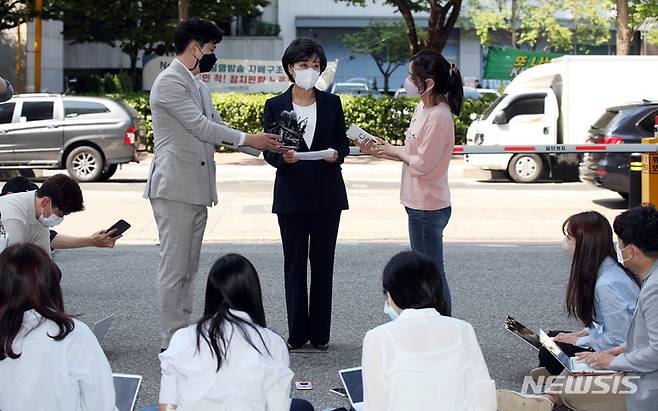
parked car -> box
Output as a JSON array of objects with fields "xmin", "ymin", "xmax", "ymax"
[
  {"xmin": 0, "ymin": 93, "xmax": 147, "ymax": 182},
  {"xmin": 579, "ymin": 101, "xmax": 658, "ymax": 198},
  {"xmin": 331, "ymin": 82, "xmax": 369, "ymax": 95}
]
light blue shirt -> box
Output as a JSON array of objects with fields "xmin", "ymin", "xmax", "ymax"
[{"xmin": 576, "ymin": 256, "xmax": 640, "ymax": 351}]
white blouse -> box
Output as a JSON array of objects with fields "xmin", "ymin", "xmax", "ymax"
[
  {"xmin": 292, "ymin": 102, "xmax": 317, "ymax": 149},
  {"xmin": 0, "ymin": 310, "xmax": 117, "ymax": 411},
  {"xmin": 362, "ymin": 308, "xmax": 496, "ymax": 411},
  {"xmin": 159, "ymin": 310, "xmax": 294, "ymax": 411}
]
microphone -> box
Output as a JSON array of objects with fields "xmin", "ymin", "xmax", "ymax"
[{"xmin": 277, "ymin": 109, "xmax": 306, "ymax": 149}]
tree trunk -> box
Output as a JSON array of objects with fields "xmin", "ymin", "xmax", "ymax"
[
  {"xmin": 383, "ymin": 73, "xmax": 390, "ymax": 93},
  {"xmin": 511, "ymin": 0, "xmax": 518, "ymax": 48},
  {"xmin": 616, "ymin": 0, "xmax": 632, "ymax": 55},
  {"xmin": 178, "ymin": 0, "xmax": 190, "ymax": 22},
  {"xmin": 129, "ymin": 50, "xmax": 139, "ymax": 90}
]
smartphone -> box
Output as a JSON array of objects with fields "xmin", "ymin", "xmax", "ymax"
[
  {"xmin": 106, "ymin": 219, "xmax": 131, "ymax": 238},
  {"xmin": 330, "ymin": 387, "xmax": 347, "ymax": 397},
  {"xmin": 295, "ymin": 381, "xmax": 313, "ymax": 390}
]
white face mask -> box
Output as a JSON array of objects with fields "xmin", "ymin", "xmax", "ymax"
[
  {"xmin": 384, "ymin": 300, "xmax": 398, "ymax": 321},
  {"xmin": 293, "ymin": 68, "xmax": 320, "ymax": 90},
  {"xmin": 403, "ymin": 77, "xmax": 433, "ymax": 98},
  {"xmin": 39, "ymin": 203, "xmax": 64, "ymax": 228},
  {"xmin": 561, "ymin": 236, "xmax": 575, "ymax": 258},
  {"xmin": 615, "ymin": 242, "xmax": 632, "ymax": 265},
  {"xmin": 39, "ymin": 212, "xmax": 63, "ymax": 228}
]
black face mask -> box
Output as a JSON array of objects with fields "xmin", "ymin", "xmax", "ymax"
[{"xmin": 199, "ymin": 52, "xmax": 217, "ymax": 73}]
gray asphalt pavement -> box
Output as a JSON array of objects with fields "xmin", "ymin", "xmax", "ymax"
[{"xmin": 56, "ymin": 242, "xmax": 580, "ymax": 410}]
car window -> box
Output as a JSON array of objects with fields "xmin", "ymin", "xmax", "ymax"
[
  {"xmin": 0, "ymin": 102, "xmax": 15, "ymax": 124},
  {"xmin": 637, "ymin": 109, "xmax": 658, "ymax": 136},
  {"xmin": 20, "ymin": 101, "xmax": 54, "ymax": 122},
  {"xmin": 481, "ymin": 94, "xmax": 506, "ymax": 120},
  {"xmin": 64, "ymin": 100, "xmax": 110, "ymax": 118},
  {"xmin": 505, "ymin": 96, "xmax": 545, "ymax": 120},
  {"xmin": 591, "ymin": 110, "xmax": 619, "ymax": 131}
]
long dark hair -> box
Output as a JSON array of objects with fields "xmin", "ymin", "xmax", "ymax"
[
  {"xmin": 409, "ymin": 49, "xmax": 464, "ymax": 115},
  {"xmin": 563, "ymin": 211, "xmax": 639, "ymax": 327},
  {"xmin": 382, "ymin": 251, "xmax": 448, "ymax": 315},
  {"xmin": 0, "ymin": 244, "xmax": 74, "ymax": 360},
  {"xmin": 196, "ymin": 254, "xmax": 270, "ymax": 371}
]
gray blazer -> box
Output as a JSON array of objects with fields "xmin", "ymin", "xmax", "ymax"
[
  {"xmin": 143, "ymin": 59, "xmax": 244, "ymax": 207},
  {"xmin": 610, "ymin": 260, "xmax": 658, "ymax": 411}
]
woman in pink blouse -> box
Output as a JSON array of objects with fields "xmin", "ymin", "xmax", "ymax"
[{"xmin": 359, "ymin": 50, "xmax": 463, "ymax": 315}]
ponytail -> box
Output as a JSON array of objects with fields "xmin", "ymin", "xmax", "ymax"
[{"xmin": 410, "ymin": 50, "xmax": 464, "ymax": 115}]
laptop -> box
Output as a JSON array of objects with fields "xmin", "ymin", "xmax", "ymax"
[
  {"xmin": 539, "ymin": 330, "xmax": 615, "ymax": 375},
  {"xmin": 92, "ymin": 314, "xmax": 115, "ymax": 343},
  {"xmin": 504, "ymin": 316, "xmax": 541, "ymax": 351},
  {"xmin": 113, "ymin": 373, "xmax": 142, "ymax": 411},
  {"xmin": 339, "ymin": 367, "xmax": 364, "ymax": 411}
]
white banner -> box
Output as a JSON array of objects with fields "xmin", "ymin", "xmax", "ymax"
[{"xmin": 142, "ymin": 55, "xmax": 338, "ymax": 94}]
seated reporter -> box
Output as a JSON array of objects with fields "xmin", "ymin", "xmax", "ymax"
[
  {"xmin": 537, "ymin": 211, "xmax": 640, "ymax": 375},
  {"xmin": 157, "ymin": 254, "xmax": 314, "ymax": 411},
  {"xmin": 498, "ymin": 206, "xmax": 658, "ymax": 411},
  {"xmin": 263, "ymin": 37, "xmax": 350, "ymax": 350},
  {"xmin": 1, "ymin": 176, "xmax": 120, "ymax": 249},
  {"xmin": 362, "ymin": 251, "xmax": 496, "ymax": 411},
  {"xmin": 0, "ymin": 244, "xmax": 117, "ymax": 411}
]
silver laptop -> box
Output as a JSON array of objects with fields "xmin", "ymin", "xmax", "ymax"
[
  {"xmin": 113, "ymin": 373, "xmax": 142, "ymax": 411},
  {"xmin": 504, "ymin": 316, "xmax": 541, "ymax": 351},
  {"xmin": 339, "ymin": 367, "xmax": 364, "ymax": 411},
  {"xmin": 92, "ymin": 314, "xmax": 115, "ymax": 343},
  {"xmin": 539, "ymin": 330, "xmax": 615, "ymax": 375}
]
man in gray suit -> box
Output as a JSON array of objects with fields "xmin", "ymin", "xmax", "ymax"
[
  {"xmin": 576, "ymin": 206, "xmax": 658, "ymax": 411},
  {"xmin": 144, "ymin": 18, "xmax": 282, "ymax": 349}
]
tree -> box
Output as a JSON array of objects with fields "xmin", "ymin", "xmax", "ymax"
[
  {"xmin": 467, "ymin": 0, "xmax": 612, "ymax": 52},
  {"xmin": 630, "ymin": 0, "xmax": 658, "ymax": 47},
  {"xmin": 338, "ymin": 0, "xmax": 462, "ymax": 54},
  {"xmin": 46, "ymin": 0, "xmax": 177, "ymax": 85},
  {"xmin": 0, "ymin": 0, "xmax": 40, "ymax": 31},
  {"xmin": 344, "ymin": 21, "xmax": 412, "ymax": 92}
]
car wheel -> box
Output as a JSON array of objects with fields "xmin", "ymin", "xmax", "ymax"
[
  {"xmin": 66, "ymin": 146, "xmax": 104, "ymax": 182},
  {"xmin": 508, "ymin": 154, "xmax": 544, "ymax": 183},
  {"xmin": 97, "ymin": 164, "xmax": 118, "ymax": 182}
]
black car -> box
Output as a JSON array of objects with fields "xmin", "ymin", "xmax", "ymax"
[{"xmin": 580, "ymin": 101, "xmax": 658, "ymax": 199}]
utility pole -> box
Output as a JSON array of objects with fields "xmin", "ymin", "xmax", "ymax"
[
  {"xmin": 16, "ymin": 17, "xmax": 21, "ymax": 94},
  {"xmin": 34, "ymin": 0, "xmax": 43, "ymax": 92}
]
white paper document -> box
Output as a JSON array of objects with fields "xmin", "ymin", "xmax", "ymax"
[
  {"xmin": 346, "ymin": 124, "xmax": 379, "ymax": 144},
  {"xmin": 294, "ymin": 149, "xmax": 337, "ymax": 161}
]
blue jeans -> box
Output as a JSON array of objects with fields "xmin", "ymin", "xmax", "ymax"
[{"xmin": 405, "ymin": 206, "xmax": 452, "ymax": 315}]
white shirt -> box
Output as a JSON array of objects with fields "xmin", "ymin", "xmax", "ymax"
[
  {"xmin": 0, "ymin": 191, "xmax": 50, "ymax": 254},
  {"xmin": 159, "ymin": 310, "xmax": 294, "ymax": 411},
  {"xmin": 362, "ymin": 308, "xmax": 496, "ymax": 411},
  {"xmin": 292, "ymin": 102, "xmax": 317, "ymax": 149},
  {"xmin": 0, "ymin": 310, "xmax": 117, "ymax": 411}
]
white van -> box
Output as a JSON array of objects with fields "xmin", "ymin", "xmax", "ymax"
[{"xmin": 465, "ymin": 56, "xmax": 658, "ymax": 182}]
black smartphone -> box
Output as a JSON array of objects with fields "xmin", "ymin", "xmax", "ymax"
[
  {"xmin": 106, "ymin": 219, "xmax": 131, "ymax": 238},
  {"xmin": 330, "ymin": 387, "xmax": 347, "ymax": 397}
]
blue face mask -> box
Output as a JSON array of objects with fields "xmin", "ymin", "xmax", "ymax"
[{"xmin": 384, "ymin": 300, "xmax": 398, "ymax": 321}]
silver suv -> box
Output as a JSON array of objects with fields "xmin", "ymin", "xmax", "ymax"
[{"xmin": 0, "ymin": 93, "xmax": 147, "ymax": 181}]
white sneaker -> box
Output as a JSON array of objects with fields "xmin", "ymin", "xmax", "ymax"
[{"xmin": 497, "ymin": 389, "xmax": 554, "ymax": 411}]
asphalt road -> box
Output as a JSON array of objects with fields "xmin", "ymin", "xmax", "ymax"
[{"xmin": 56, "ymin": 242, "xmax": 580, "ymax": 410}]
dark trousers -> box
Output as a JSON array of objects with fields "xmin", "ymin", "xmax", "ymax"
[
  {"xmin": 278, "ymin": 211, "xmax": 341, "ymax": 346},
  {"xmin": 291, "ymin": 399, "xmax": 314, "ymax": 411},
  {"xmin": 538, "ymin": 330, "xmax": 593, "ymax": 375}
]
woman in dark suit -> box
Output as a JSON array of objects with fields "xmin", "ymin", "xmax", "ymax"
[{"xmin": 263, "ymin": 38, "xmax": 349, "ymax": 350}]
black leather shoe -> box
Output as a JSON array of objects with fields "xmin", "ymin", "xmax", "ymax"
[{"xmin": 287, "ymin": 341, "xmax": 305, "ymax": 350}]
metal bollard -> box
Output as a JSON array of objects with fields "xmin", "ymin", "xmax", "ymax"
[{"xmin": 629, "ymin": 153, "xmax": 643, "ymax": 209}]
